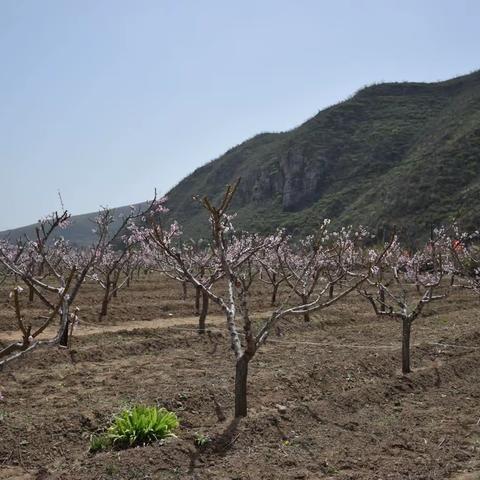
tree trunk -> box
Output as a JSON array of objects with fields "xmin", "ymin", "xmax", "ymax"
[
  {"xmin": 235, "ymin": 355, "xmax": 250, "ymax": 417},
  {"xmin": 59, "ymin": 318, "xmax": 70, "ymax": 347},
  {"xmin": 99, "ymin": 281, "xmax": 111, "ymax": 319},
  {"xmin": 301, "ymin": 295, "xmax": 310, "ymax": 322},
  {"xmin": 28, "ymin": 285, "xmax": 34, "ymax": 303},
  {"xmin": 379, "ymin": 286, "xmax": 385, "ymax": 312},
  {"xmin": 328, "ymin": 284, "xmax": 334, "ymax": 300},
  {"xmin": 402, "ymin": 318, "xmax": 412, "ymax": 374},
  {"xmin": 198, "ymin": 290, "xmax": 209, "ymax": 334},
  {"xmin": 271, "ymin": 283, "xmax": 279, "ymax": 306},
  {"xmin": 195, "ymin": 286, "xmax": 201, "ymax": 315},
  {"xmin": 59, "ymin": 302, "xmax": 70, "ymax": 348},
  {"xmin": 181, "ymin": 281, "xmax": 187, "ymax": 300}
]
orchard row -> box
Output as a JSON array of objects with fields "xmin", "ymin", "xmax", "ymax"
[{"xmin": 1, "ymin": 183, "xmax": 478, "ymax": 416}]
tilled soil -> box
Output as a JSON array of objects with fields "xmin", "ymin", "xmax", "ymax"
[
  {"xmin": 0, "ymin": 274, "xmax": 228, "ymax": 333},
  {"xmin": 1, "ymin": 280, "xmax": 480, "ymax": 479}
]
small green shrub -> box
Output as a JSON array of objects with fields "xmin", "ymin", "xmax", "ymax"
[
  {"xmin": 89, "ymin": 405, "xmax": 179, "ymax": 452},
  {"xmin": 194, "ymin": 432, "xmax": 211, "ymax": 447},
  {"xmin": 89, "ymin": 434, "xmax": 110, "ymax": 453}
]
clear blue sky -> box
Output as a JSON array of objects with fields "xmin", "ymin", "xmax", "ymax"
[{"xmin": 1, "ymin": 0, "xmax": 479, "ymax": 230}]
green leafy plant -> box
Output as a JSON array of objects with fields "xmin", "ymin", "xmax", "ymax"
[
  {"xmin": 89, "ymin": 434, "xmax": 110, "ymax": 453},
  {"xmin": 89, "ymin": 405, "xmax": 179, "ymax": 452},
  {"xmin": 194, "ymin": 432, "xmax": 211, "ymax": 447}
]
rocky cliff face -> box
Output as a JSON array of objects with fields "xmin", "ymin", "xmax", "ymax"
[
  {"xmin": 279, "ymin": 146, "xmax": 328, "ymax": 211},
  {"xmin": 241, "ymin": 145, "xmax": 329, "ymax": 212}
]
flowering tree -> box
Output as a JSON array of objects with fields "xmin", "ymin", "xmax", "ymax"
[
  {"xmin": 91, "ymin": 246, "xmax": 134, "ymax": 319},
  {"xmin": 0, "ymin": 198, "xmax": 159, "ymax": 367},
  {"xmin": 86, "ymin": 200, "xmax": 166, "ymax": 319},
  {"xmin": 175, "ymin": 239, "xmax": 218, "ymax": 333},
  {"xmin": 360, "ymin": 236, "xmax": 452, "ymax": 374},
  {"xmin": 256, "ymin": 237, "xmax": 290, "ymax": 306},
  {"xmin": 447, "ymin": 227, "xmax": 480, "ymax": 296},
  {"xmin": 275, "ymin": 224, "xmax": 370, "ymax": 323},
  {"xmin": 0, "ymin": 212, "xmax": 87, "ymax": 365},
  {"xmin": 147, "ymin": 181, "xmax": 390, "ymax": 417}
]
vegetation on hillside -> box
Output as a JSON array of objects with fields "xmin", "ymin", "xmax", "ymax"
[{"xmin": 166, "ymin": 69, "xmax": 480, "ymax": 242}]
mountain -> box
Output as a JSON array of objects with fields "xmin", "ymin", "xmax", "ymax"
[
  {"xmin": 3, "ymin": 70, "xmax": 480, "ymax": 245},
  {"xmin": 0, "ymin": 205, "xmax": 147, "ymax": 247},
  {"xmin": 166, "ymin": 69, "xmax": 480, "ymax": 243}
]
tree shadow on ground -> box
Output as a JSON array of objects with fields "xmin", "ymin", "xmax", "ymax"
[{"xmin": 188, "ymin": 417, "xmax": 241, "ymax": 474}]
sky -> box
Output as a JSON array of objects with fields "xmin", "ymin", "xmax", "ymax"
[{"xmin": 0, "ymin": 0, "xmax": 479, "ymax": 230}]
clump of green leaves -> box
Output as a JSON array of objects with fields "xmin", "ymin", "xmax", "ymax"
[
  {"xmin": 90, "ymin": 434, "xmax": 110, "ymax": 453},
  {"xmin": 89, "ymin": 405, "xmax": 179, "ymax": 452},
  {"xmin": 194, "ymin": 432, "xmax": 211, "ymax": 448}
]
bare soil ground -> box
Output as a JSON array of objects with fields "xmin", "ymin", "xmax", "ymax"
[{"xmin": 1, "ymin": 276, "xmax": 480, "ymax": 479}]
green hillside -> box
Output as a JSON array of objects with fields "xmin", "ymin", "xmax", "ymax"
[
  {"xmin": 165, "ymin": 70, "xmax": 480, "ymax": 242},
  {"xmin": 0, "ymin": 204, "xmax": 148, "ymax": 247},
  {"xmin": 3, "ymin": 70, "xmax": 480, "ymax": 245}
]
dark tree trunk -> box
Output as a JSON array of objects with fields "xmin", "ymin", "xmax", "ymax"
[
  {"xmin": 112, "ymin": 281, "xmax": 118, "ymax": 298},
  {"xmin": 235, "ymin": 355, "xmax": 250, "ymax": 417},
  {"xmin": 99, "ymin": 280, "xmax": 111, "ymax": 319},
  {"xmin": 181, "ymin": 281, "xmax": 187, "ymax": 300},
  {"xmin": 301, "ymin": 295, "xmax": 310, "ymax": 322},
  {"xmin": 328, "ymin": 284, "xmax": 334, "ymax": 299},
  {"xmin": 402, "ymin": 318, "xmax": 412, "ymax": 374},
  {"xmin": 271, "ymin": 283, "xmax": 279, "ymax": 306},
  {"xmin": 198, "ymin": 290, "xmax": 209, "ymax": 334},
  {"xmin": 59, "ymin": 307, "xmax": 70, "ymax": 348},
  {"xmin": 29, "ymin": 285, "xmax": 34, "ymax": 303},
  {"xmin": 195, "ymin": 285, "xmax": 201, "ymax": 315},
  {"xmin": 379, "ymin": 286, "xmax": 385, "ymax": 312},
  {"xmin": 59, "ymin": 319, "xmax": 69, "ymax": 347},
  {"xmin": 126, "ymin": 275, "xmax": 131, "ymax": 288}
]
